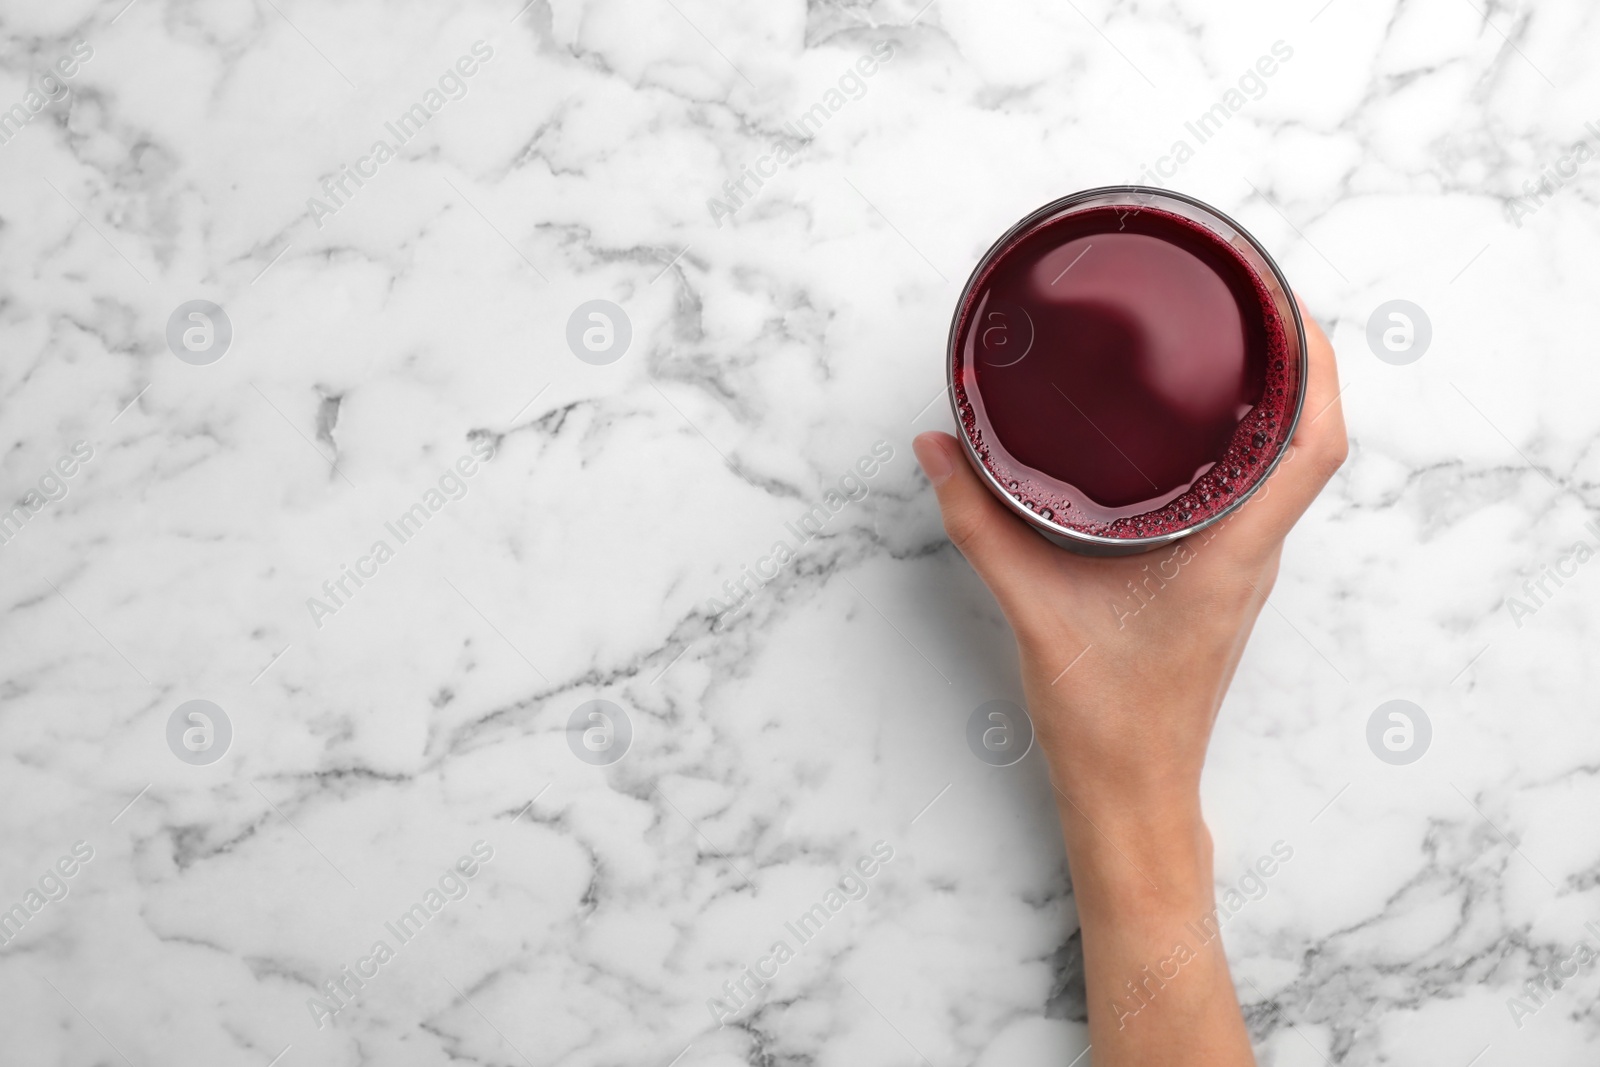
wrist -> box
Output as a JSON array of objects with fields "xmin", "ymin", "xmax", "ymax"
[{"xmin": 1054, "ymin": 789, "xmax": 1213, "ymax": 914}]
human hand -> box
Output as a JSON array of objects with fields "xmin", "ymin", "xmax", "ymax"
[
  {"xmin": 915, "ymin": 302, "xmax": 1346, "ymax": 826},
  {"xmin": 914, "ymin": 301, "xmax": 1344, "ymax": 1065}
]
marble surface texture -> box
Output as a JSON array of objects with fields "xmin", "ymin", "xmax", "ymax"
[{"xmin": 1, "ymin": 0, "xmax": 1598, "ymax": 1064}]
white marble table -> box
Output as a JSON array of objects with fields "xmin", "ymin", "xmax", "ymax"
[{"xmin": 2, "ymin": 0, "xmax": 1597, "ymax": 1063}]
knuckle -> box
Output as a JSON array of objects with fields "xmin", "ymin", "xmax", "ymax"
[
  {"xmin": 944, "ymin": 510, "xmax": 987, "ymax": 555},
  {"xmin": 1303, "ymin": 426, "xmax": 1349, "ymax": 479},
  {"xmin": 1320, "ymin": 434, "xmax": 1350, "ymax": 475}
]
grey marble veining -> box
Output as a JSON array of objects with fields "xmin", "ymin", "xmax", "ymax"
[{"xmin": 1, "ymin": 0, "xmax": 1598, "ymax": 1064}]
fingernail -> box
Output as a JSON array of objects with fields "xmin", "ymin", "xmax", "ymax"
[{"xmin": 913, "ymin": 433, "xmax": 955, "ymax": 487}]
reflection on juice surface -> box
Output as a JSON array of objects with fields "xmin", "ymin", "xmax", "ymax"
[{"xmin": 953, "ymin": 204, "xmax": 1298, "ymax": 539}]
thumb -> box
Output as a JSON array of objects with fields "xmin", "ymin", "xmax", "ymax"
[{"xmin": 914, "ymin": 431, "xmax": 1054, "ymax": 596}]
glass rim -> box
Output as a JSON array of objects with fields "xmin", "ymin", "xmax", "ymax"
[{"xmin": 945, "ymin": 185, "xmax": 1309, "ymax": 551}]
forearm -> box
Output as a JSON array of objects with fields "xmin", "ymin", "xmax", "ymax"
[
  {"xmin": 1056, "ymin": 794, "xmax": 1254, "ymax": 1066},
  {"xmin": 912, "ymin": 303, "xmax": 1345, "ymax": 1063}
]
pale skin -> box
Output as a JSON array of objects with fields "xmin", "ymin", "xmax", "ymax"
[{"xmin": 913, "ymin": 302, "xmax": 1346, "ymax": 1065}]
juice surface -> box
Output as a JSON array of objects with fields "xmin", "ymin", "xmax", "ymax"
[{"xmin": 953, "ymin": 204, "xmax": 1298, "ymax": 539}]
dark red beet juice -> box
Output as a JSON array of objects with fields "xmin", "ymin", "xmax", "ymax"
[{"xmin": 951, "ymin": 191, "xmax": 1303, "ymax": 549}]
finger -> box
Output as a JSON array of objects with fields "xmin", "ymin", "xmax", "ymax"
[
  {"xmin": 914, "ymin": 431, "xmax": 1056, "ymax": 601},
  {"xmin": 1212, "ymin": 295, "xmax": 1348, "ymax": 553}
]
